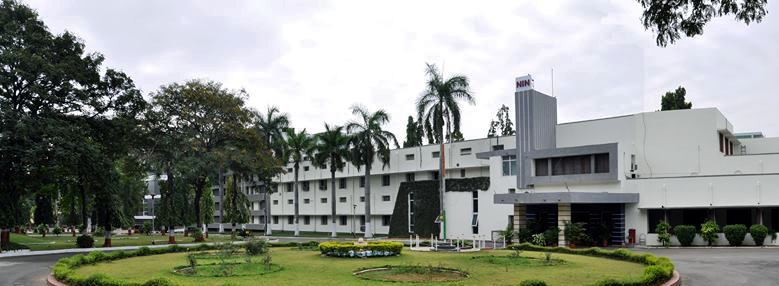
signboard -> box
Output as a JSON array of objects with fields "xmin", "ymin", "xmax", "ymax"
[{"xmin": 515, "ymin": 75, "xmax": 534, "ymax": 92}]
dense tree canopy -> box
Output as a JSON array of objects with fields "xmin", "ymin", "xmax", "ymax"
[
  {"xmin": 660, "ymin": 86, "xmax": 693, "ymax": 111},
  {"xmin": 403, "ymin": 116, "xmax": 424, "ymax": 147}
]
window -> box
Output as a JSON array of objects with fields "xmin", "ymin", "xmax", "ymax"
[
  {"xmin": 405, "ymin": 154, "xmax": 415, "ymax": 160},
  {"xmin": 273, "ymin": 200, "xmax": 279, "ymax": 205},
  {"xmin": 382, "ymin": 195, "xmax": 391, "ymax": 202},
  {"xmin": 320, "ymin": 197, "xmax": 327, "ymax": 203},
  {"xmin": 408, "ymin": 193, "xmax": 415, "ymax": 233},
  {"xmin": 287, "ymin": 216, "xmax": 294, "ymax": 224},
  {"xmin": 339, "ymin": 197, "xmax": 347, "ymax": 203},
  {"xmin": 551, "ymin": 155, "xmax": 591, "ymax": 175},
  {"xmin": 339, "ymin": 178, "xmax": 346, "ymax": 189},
  {"xmin": 535, "ymin": 158, "xmax": 549, "ymax": 176},
  {"xmin": 359, "ymin": 177, "xmax": 365, "ymax": 188},
  {"xmin": 405, "ymin": 173, "xmax": 415, "ymax": 182},
  {"xmin": 719, "ymin": 133, "xmax": 724, "ymax": 153},
  {"xmin": 287, "ymin": 167, "xmax": 293, "ymax": 172},
  {"xmin": 431, "ymin": 171, "xmax": 439, "ymax": 181},
  {"xmin": 472, "ymin": 191, "xmax": 479, "ymax": 234},
  {"xmin": 286, "ymin": 182, "xmax": 293, "ymax": 192},
  {"xmin": 273, "ymin": 216, "xmax": 279, "ymax": 224},
  {"xmin": 382, "ymin": 175, "xmax": 390, "ymax": 186},
  {"xmin": 472, "ymin": 191, "xmax": 479, "ymax": 213},
  {"xmin": 302, "ymin": 181, "xmax": 310, "ymax": 191},
  {"xmin": 492, "ymin": 144, "xmax": 504, "ymax": 151},
  {"xmin": 287, "ymin": 199, "xmax": 293, "ymax": 205},
  {"xmin": 471, "ymin": 214, "xmax": 479, "ymax": 233},
  {"xmin": 303, "ymin": 198, "xmax": 310, "ymax": 204},
  {"xmin": 303, "ymin": 166, "xmax": 309, "ymax": 171},
  {"xmin": 647, "ymin": 209, "xmax": 666, "ymax": 233},
  {"xmin": 460, "ymin": 148, "xmax": 472, "ymax": 155},
  {"xmin": 432, "ymin": 151, "xmax": 440, "ymax": 158},
  {"xmin": 320, "ymin": 216, "xmax": 328, "ymax": 225},
  {"xmin": 303, "ymin": 216, "xmax": 310, "ymax": 225},
  {"xmin": 382, "ymin": 215, "xmax": 391, "ymax": 226},
  {"xmin": 319, "ymin": 179, "xmax": 327, "ymax": 190},
  {"xmin": 594, "ymin": 153, "xmax": 610, "ymax": 173},
  {"xmin": 502, "ymin": 155, "xmax": 517, "ymax": 176},
  {"xmin": 359, "ymin": 216, "xmax": 365, "ymax": 228},
  {"xmin": 360, "ymin": 196, "xmax": 365, "ymax": 202},
  {"xmin": 460, "ymin": 169, "xmax": 466, "ymax": 178},
  {"xmin": 339, "ymin": 215, "xmax": 348, "ymax": 225},
  {"xmin": 508, "ymin": 188, "xmax": 516, "ymax": 194}
]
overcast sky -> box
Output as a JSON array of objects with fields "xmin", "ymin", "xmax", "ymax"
[{"xmin": 25, "ymin": 0, "xmax": 779, "ymax": 139}]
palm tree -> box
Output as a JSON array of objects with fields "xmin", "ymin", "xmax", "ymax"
[
  {"xmin": 346, "ymin": 105, "xmax": 398, "ymax": 238},
  {"xmin": 283, "ymin": 128, "xmax": 315, "ymax": 236},
  {"xmin": 254, "ymin": 106, "xmax": 290, "ymax": 235},
  {"xmin": 416, "ymin": 63, "xmax": 474, "ymax": 240},
  {"xmin": 312, "ymin": 124, "xmax": 351, "ymax": 238}
]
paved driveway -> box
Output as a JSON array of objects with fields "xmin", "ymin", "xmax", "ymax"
[
  {"xmin": 638, "ymin": 248, "xmax": 779, "ymax": 286},
  {"xmin": 0, "ymin": 253, "xmax": 71, "ymax": 286}
]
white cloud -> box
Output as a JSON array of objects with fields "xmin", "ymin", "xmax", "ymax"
[{"xmin": 25, "ymin": 0, "xmax": 779, "ymax": 138}]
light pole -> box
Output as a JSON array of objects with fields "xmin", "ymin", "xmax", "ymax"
[
  {"xmin": 144, "ymin": 194, "xmax": 161, "ymax": 233},
  {"xmin": 352, "ymin": 204, "xmax": 357, "ymax": 238}
]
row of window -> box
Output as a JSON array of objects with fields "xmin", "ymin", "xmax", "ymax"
[
  {"xmin": 282, "ymin": 170, "xmax": 470, "ymax": 192},
  {"xmin": 272, "ymin": 195, "xmax": 392, "ymax": 205},
  {"xmin": 534, "ymin": 153, "xmax": 609, "ymax": 176},
  {"xmin": 719, "ymin": 132, "xmax": 735, "ymax": 155},
  {"xmin": 271, "ymin": 215, "xmax": 391, "ymax": 226}
]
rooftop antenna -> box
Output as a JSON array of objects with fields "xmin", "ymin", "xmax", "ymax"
[{"xmin": 551, "ymin": 68, "xmax": 555, "ymax": 97}]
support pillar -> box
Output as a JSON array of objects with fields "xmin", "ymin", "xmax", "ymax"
[
  {"xmin": 557, "ymin": 203, "xmax": 571, "ymax": 247},
  {"xmin": 514, "ymin": 204, "xmax": 527, "ymax": 230}
]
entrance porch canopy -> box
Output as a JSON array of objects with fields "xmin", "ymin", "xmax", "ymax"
[{"xmin": 494, "ymin": 192, "xmax": 639, "ymax": 204}]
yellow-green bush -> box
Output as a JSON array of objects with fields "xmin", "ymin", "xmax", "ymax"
[{"xmin": 319, "ymin": 241, "xmax": 403, "ymax": 257}]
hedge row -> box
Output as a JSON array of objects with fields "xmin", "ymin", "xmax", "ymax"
[
  {"xmin": 319, "ymin": 241, "xmax": 403, "ymax": 257},
  {"xmin": 509, "ymin": 243, "xmax": 674, "ymax": 286}
]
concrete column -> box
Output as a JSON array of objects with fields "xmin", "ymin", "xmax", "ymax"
[
  {"xmin": 557, "ymin": 203, "xmax": 571, "ymax": 246},
  {"xmin": 514, "ymin": 204, "xmax": 527, "ymax": 230}
]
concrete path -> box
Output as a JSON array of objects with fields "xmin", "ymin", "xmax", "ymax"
[{"xmin": 638, "ymin": 247, "xmax": 779, "ymax": 286}]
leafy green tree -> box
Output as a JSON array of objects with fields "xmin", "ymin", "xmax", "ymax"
[
  {"xmin": 661, "ymin": 86, "xmax": 693, "ymax": 111},
  {"xmin": 638, "ymin": 0, "xmax": 768, "ymax": 47},
  {"xmin": 347, "ymin": 105, "xmax": 398, "ymax": 238},
  {"xmin": 416, "ymin": 63, "xmax": 473, "ymax": 239},
  {"xmin": 223, "ymin": 175, "xmax": 249, "ymax": 238},
  {"xmin": 283, "ymin": 129, "xmax": 315, "ymax": 236},
  {"xmin": 402, "ymin": 116, "xmax": 424, "ymax": 147},
  {"xmin": 200, "ymin": 180, "xmax": 215, "ymax": 227},
  {"xmin": 312, "ymin": 124, "xmax": 351, "ymax": 237},
  {"xmin": 487, "ymin": 104, "xmax": 515, "ymax": 137},
  {"xmin": 253, "ymin": 106, "xmax": 291, "ymax": 235}
]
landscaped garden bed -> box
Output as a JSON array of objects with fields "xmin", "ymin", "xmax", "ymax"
[
  {"xmin": 51, "ymin": 240, "xmax": 671, "ymax": 286},
  {"xmin": 319, "ymin": 241, "xmax": 403, "ymax": 257}
]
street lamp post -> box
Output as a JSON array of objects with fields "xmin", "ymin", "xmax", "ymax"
[{"xmin": 144, "ymin": 194, "xmax": 161, "ymax": 233}]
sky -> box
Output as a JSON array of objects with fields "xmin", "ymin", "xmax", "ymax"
[{"xmin": 25, "ymin": 0, "xmax": 779, "ymax": 139}]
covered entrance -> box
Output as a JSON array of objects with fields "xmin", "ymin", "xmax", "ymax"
[{"xmin": 496, "ymin": 192, "xmax": 638, "ymax": 246}]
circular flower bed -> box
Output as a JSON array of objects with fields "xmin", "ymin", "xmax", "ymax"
[
  {"xmin": 354, "ymin": 265, "xmax": 469, "ymax": 283},
  {"xmin": 319, "ymin": 241, "xmax": 403, "ymax": 258}
]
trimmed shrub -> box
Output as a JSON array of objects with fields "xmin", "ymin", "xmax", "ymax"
[
  {"xmin": 655, "ymin": 220, "xmax": 671, "ymax": 247},
  {"xmin": 76, "ymin": 235, "xmax": 94, "ymax": 248},
  {"xmin": 245, "ymin": 239, "xmax": 269, "ymax": 256},
  {"xmin": 723, "ymin": 224, "xmax": 747, "ymax": 246},
  {"xmin": 700, "ymin": 220, "xmax": 720, "ymax": 246},
  {"xmin": 673, "ymin": 225, "xmax": 695, "ymax": 246},
  {"xmin": 141, "ymin": 221, "xmax": 153, "ymax": 235},
  {"xmin": 519, "ymin": 279, "xmax": 549, "ymax": 286},
  {"xmin": 319, "ymin": 241, "xmax": 403, "ymax": 257},
  {"xmin": 508, "ymin": 243, "xmax": 674, "ymax": 286},
  {"xmin": 543, "ymin": 227, "xmax": 559, "ymax": 246},
  {"xmin": 52, "ymin": 226, "xmax": 63, "ymax": 236},
  {"xmin": 191, "ymin": 228, "xmax": 204, "ymax": 242},
  {"xmin": 517, "ymin": 228, "xmax": 533, "ymax": 243},
  {"xmin": 750, "ymin": 224, "xmax": 768, "ymax": 246},
  {"xmin": 36, "ymin": 224, "xmax": 47, "ymax": 236}
]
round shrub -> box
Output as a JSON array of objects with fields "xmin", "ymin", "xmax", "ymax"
[
  {"xmin": 76, "ymin": 235, "xmax": 95, "ymax": 248},
  {"xmin": 700, "ymin": 220, "xmax": 720, "ymax": 246},
  {"xmin": 244, "ymin": 239, "xmax": 269, "ymax": 256},
  {"xmin": 543, "ymin": 227, "xmax": 559, "ymax": 246},
  {"xmin": 750, "ymin": 224, "xmax": 768, "ymax": 246},
  {"xmin": 655, "ymin": 221, "xmax": 671, "ymax": 247},
  {"xmin": 673, "ymin": 225, "xmax": 696, "ymax": 246},
  {"xmin": 191, "ymin": 228, "xmax": 204, "ymax": 242},
  {"xmin": 52, "ymin": 226, "xmax": 63, "ymax": 236},
  {"xmin": 723, "ymin": 224, "xmax": 747, "ymax": 246},
  {"xmin": 520, "ymin": 279, "xmax": 548, "ymax": 286},
  {"xmin": 517, "ymin": 228, "xmax": 533, "ymax": 243}
]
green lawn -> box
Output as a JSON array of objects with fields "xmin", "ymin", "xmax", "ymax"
[
  {"xmin": 10, "ymin": 233, "xmax": 234, "ymax": 251},
  {"xmin": 70, "ymin": 248, "xmax": 647, "ymax": 286}
]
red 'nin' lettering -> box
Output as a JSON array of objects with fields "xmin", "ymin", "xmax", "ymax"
[{"xmin": 516, "ymin": 79, "xmax": 531, "ymax": 88}]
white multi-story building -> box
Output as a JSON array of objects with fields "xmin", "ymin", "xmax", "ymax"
[{"xmin": 243, "ymin": 75, "xmax": 779, "ymax": 247}]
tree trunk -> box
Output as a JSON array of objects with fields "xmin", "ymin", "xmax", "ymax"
[
  {"xmin": 364, "ymin": 166, "xmax": 373, "ymax": 238},
  {"xmin": 103, "ymin": 229, "xmax": 112, "ymax": 247},
  {"xmin": 166, "ymin": 167, "xmax": 176, "ymax": 244},
  {"xmin": 218, "ymin": 170, "xmax": 224, "ymax": 234},
  {"xmin": 0, "ymin": 228, "xmax": 9, "ymax": 251},
  {"xmin": 439, "ymin": 141, "xmax": 446, "ymax": 240},
  {"xmin": 294, "ymin": 165, "xmax": 300, "ymax": 236},
  {"xmin": 79, "ymin": 182, "xmax": 88, "ymax": 235},
  {"xmin": 264, "ymin": 180, "xmax": 272, "ymax": 236},
  {"xmin": 330, "ymin": 168, "xmax": 337, "ymax": 238},
  {"xmin": 194, "ymin": 177, "xmax": 204, "ymax": 228}
]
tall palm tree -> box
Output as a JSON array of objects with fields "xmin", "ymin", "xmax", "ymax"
[
  {"xmin": 254, "ymin": 106, "xmax": 290, "ymax": 235},
  {"xmin": 346, "ymin": 105, "xmax": 398, "ymax": 238},
  {"xmin": 416, "ymin": 63, "xmax": 474, "ymax": 240},
  {"xmin": 283, "ymin": 128, "xmax": 314, "ymax": 236},
  {"xmin": 312, "ymin": 124, "xmax": 351, "ymax": 238}
]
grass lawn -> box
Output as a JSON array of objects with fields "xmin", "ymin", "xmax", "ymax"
[
  {"xmin": 70, "ymin": 247, "xmax": 647, "ymax": 286},
  {"xmin": 10, "ymin": 233, "xmax": 234, "ymax": 251}
]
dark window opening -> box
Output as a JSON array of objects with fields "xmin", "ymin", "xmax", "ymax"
[
  {"xmin": 405, "ymin": 173, "xmax": 415, "ymax": 182},
  {"xmin": 359, "ymin": 177, "xmax": 365, "ymax": 188},
  {"xmin": 339, "ymin": 178, "xmax": 347, "ymax": 189},
  {"xmin": 382, "ymin": 175, "xmax": 390, "ymax": 186},
  {"xmin": 551, "ymin": 155, "xmax": 591, "ymax": 175},
  {"xmin": 535, "ymin": 158, "xmax": 549, "ymax": 176},
  {"xmin": 319, "ymin": 179, "xmax": 327, "ymax": 190},
  {"xmin": 339, "ymin": 216, "xmax": 347, "ymax": 226},
  {"xmin": 382, "ymin": 215, "xmax": 391, "ymax": 226}
]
